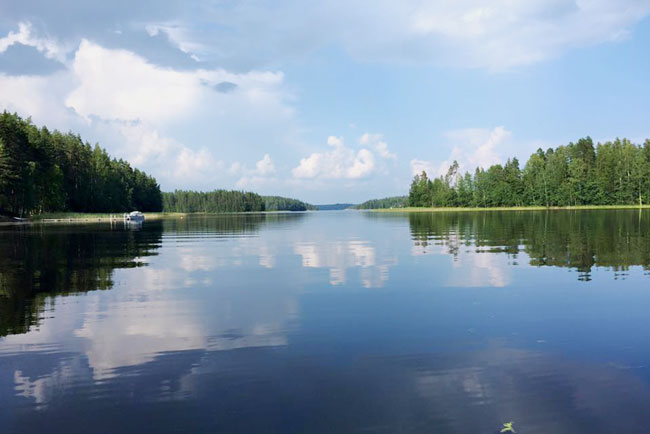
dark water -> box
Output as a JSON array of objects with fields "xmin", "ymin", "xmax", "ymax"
[{"xmin": 1, "ymin": 210, "xmax": 650, "ymax": 433}]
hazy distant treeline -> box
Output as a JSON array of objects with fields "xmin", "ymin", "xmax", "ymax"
[
  {"xmin": 409, "ymin": 137, "xmax": 650, "ymax": 208},
  {"xmin": 162, "ymin": 190, "xmax": 314, "ymax": 212},
  {"xmin": 0, "ymin": 112, "xmax": 162, "ymax": 217}
]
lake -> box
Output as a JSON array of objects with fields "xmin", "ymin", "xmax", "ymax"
[{"xmin": 1, "ymin": 210, "xmax": 650, "ymax": 433}]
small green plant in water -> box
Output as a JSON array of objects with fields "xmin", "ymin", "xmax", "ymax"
[{"xmin": 500, "ymin": 421, "xmax": 516, "ymax": 433}]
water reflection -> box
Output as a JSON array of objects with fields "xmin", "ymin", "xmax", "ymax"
[
  {"xmin": 407, "ymin": 210, "xmax": 650, "ymax": 281},
  {"xmin": 0, "ymin": 223, "xmax": 163, "ymax": 337},
  {"xmin": 2, "ymin": 211, "xmax": 650, "ymax": 433},
  {"xmin": 294, "ymin": 240, "xmax": 397, "ymax": 287}
]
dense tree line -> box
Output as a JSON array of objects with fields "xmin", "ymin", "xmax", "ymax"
[
  {"xmin": 162, "ymin": 190, "xmax": 316, "ymax": 212},
  {"xmin": 354, "ymin": 196, "xmax": 408, "ymax": 209},
  {"xmin": 263, "ymin": 195, "xmax": 316, "ymax": 211},
  {"xmin": 409, "ymin": 137, "xmax": 650, "ymax": 207},
  {"xmin": 162, "ymin": 190, "xmax": 265, "ymax": 212},
  {"xmin": 0, "ymin": 112, "xmax": 162, "ymax": 217}
]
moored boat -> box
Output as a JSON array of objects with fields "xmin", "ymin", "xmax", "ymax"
[{"xmin": 124, "ymin": 211, "xmax": 145, "ymax": 224}]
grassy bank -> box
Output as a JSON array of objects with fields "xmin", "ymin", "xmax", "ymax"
[
  {"xmin": 30, "ymin": 212, "xmax": 188, "ymax": 222},
  {"xmin": 369, "ymin": 205, "xmax": 650, "ymax": 213},
  {"xmin": 27, "ymin": 210, "xmax": 308, "ymax": 223}
]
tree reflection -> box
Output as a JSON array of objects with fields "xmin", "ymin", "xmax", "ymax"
[
  {"xmin": 0, "ymin": 213, "xmax": 308, "ymax": 338},
  {"xmin": 408, "ymin": 210, "xmax": 650, "ymax": 280},
  {"xmin": 0, "ymin": 223, "xmax": 164, "ymax": 337}
]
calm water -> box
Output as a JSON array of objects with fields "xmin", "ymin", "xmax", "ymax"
[{"xmin": 2, "ymin": 210, "xmax": 650, "ymax": 433}]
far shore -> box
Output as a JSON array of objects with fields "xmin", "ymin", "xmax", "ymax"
[
  {"xmin": 369, "ymin": 205, "xmax": 650, "ymax": 213},
  {"xmin": 3, "ymin": 205, "xmax": 650, "ymax": 224}
]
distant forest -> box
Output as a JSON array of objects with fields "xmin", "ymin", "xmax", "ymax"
[
  {"xmin": 162, "ymin": 190, "xmax": 315, "ymax": 213},
  {"xmin": 0, "ymin": 112, "xmax": 316, "ymax": 217},
  {"xmin": 263, "ymin": 196, "xmax": 317, "ymax": 211},
  {"xmin": 354, "ymin": 196, "xmax": 408, "ymax": 209},
  {"xmin": 316, "ymin": 203, "xmax": 355, "ymax": 210},
  {"xmin": 409, "ymin": 137, "xmax": 650, "ymax": 208},
  {"xmin": 0, "ymin": 112, "xmax": 162, "ymax": 217}
]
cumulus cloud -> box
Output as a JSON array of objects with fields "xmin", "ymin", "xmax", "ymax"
[
  {"xmin": 231, "ymin": 154, "xmax": 277, "ymax": 188},
  {"xmin": 65, "ymin": 40, "xmax": 201, "ymax": 122},
  {"xmin": 0, "ymin": 24, "xmax": 298, "ymax": 191},
  {"xmin": 410, "ymin": 126, "xmax": 513, "ymax": 177},
  {"xmin": 445, "ymin": 126, "xmax": 512, "ymax": 170},
  {"xmin": 292, "ymin": 135, "xmax": 378, "ymax": 179},
  {"xmin": 175, "ymin": 147, "xmax": 223, "ymax": 181},
  {"xmin": 360, "ymin": 133, "xmax": 396, "ymax": 159},
  {"xmin": 255, "ymin": 154, "xmax": 276, "ymax": 176},
  {"xmin": 0, "ymin": 22, "xmax": 67, "ymax": 63}
]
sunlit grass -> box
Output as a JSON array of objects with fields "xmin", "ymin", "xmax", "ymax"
[
  {"xmin": 31, "ymin": 212, "xmax": 188, "ymax": 221},
  {"xmin": 371, "ymin": 205, "xmax": 650, "ymax": 213}
]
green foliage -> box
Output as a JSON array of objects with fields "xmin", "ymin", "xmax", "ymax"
[
  {"xmin": 355, "ymin": 196, "xmax": 409, "ymax": 209},
  {"xmin": 408, "ymin": 137, "xmax": 650, "ymax": 208},
  {"xmin": 0, "ymin": 111, "xmax": 162, "ymax": 216},
  {"xmin": 162, "ymin": 190, "xmax": 265, "ymax": 213},
  {"xmin": 263, "ymin": 195, "xmax": 316, "ymax": 211}
]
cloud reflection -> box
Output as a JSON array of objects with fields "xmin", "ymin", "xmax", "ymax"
[{"xmin": 294, "ymin": 240, "xmax": 397, "ymax": 288}]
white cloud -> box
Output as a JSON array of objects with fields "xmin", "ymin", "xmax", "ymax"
[
  {"xmin": 0, "ymin": 22, "xmax": 67, "ymax": 62},
  {"xmin": 360, "ymin": 133, "xmax": 396, "ymax": 159},
  {"xmin": 409, "ymin": 159, "xmax": 437, "ymax": 177},
  {"xmin": 293, "ymin": 135, "xmax": 387, "ymax": 179},
  {"xmin": 175, "ymin": 147, "xmax": 223, "ymax": 181},
  {"xmin": 344, "ymin": 0, "xmax": 650, "ymax": 69},
  {"xmin": 110, "ymin": 0, "xmax": 650, "ymax": 70},
  {"xmin": 65, "ymin": 40, "xmax": 201, "ymax": 122},
  {"xmin": 232, "ymin": 154, "xmax": 277, "ymax": 188},
  {"xmin": 0, "ymin": 30, "xmax": 300, "ymax": 191},
  {"xmin": 445, "ymin": 126, "xmax": 512, "ymax": 171},
  {"xmin": 255, "ymin": 154, "xmax": 276, "ymax": 176},
  {"xmin": 145, "ymin": 22, "xmax": 205, "ymax": 60},
  {"xmin": 411, "ymin": 126, "xmax": 513, "ymax": 178},
  {"xmin": 294, "ymin": 240, "xmax": 397, "ymax": 288}
]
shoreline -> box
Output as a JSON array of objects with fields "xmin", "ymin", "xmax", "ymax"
[
  {"xmin": 3, "ymin": 205, "xmax": 649, "ymax": 224},
  {"xmin": 367, "ymin": 205, "xmax": 650, "ymax": 213},
  {"xmin": 4, "ymin": 211, "xmax": 314, "ymax": 224}
]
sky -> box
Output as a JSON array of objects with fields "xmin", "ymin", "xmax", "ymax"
[{"xmin": 1, "ymin": 0, "xmax": 649, "ymax": 203}]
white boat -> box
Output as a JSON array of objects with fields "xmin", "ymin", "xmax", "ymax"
[{"xmin": 124, "ymin": 211, "xmax": 145, "ymax": 224}]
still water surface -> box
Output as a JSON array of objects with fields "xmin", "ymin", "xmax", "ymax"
[{"xmin": 1, "ymin": 210, "xmax": 650, "ymax": 433}]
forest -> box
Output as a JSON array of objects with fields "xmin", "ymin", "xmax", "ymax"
[
  {"xmin": 263, "ymin": 196, "xmax": 316, "ymax": 211},
  {"xmin": 0, "ymin": 112, "xmax": 162, "ymax": 217},
  {"xmin": 354, "ymin": 196, "xmax": 408, "ymax": 209},
  {"xmin": 161, "ymin": 191, "xmax": 314, "ymax": 212},
  {"xmin": 408, "ymin": 137, "xmax": 650, "ymax": 207},
  {"xmin": 162, "ymin": 190, "xmax": 266, "ymax": 213}
]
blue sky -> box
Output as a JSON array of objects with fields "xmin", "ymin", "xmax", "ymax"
[{"xmin": 1, "ymin": 0, "xmax": 649, "ymax": 203}]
